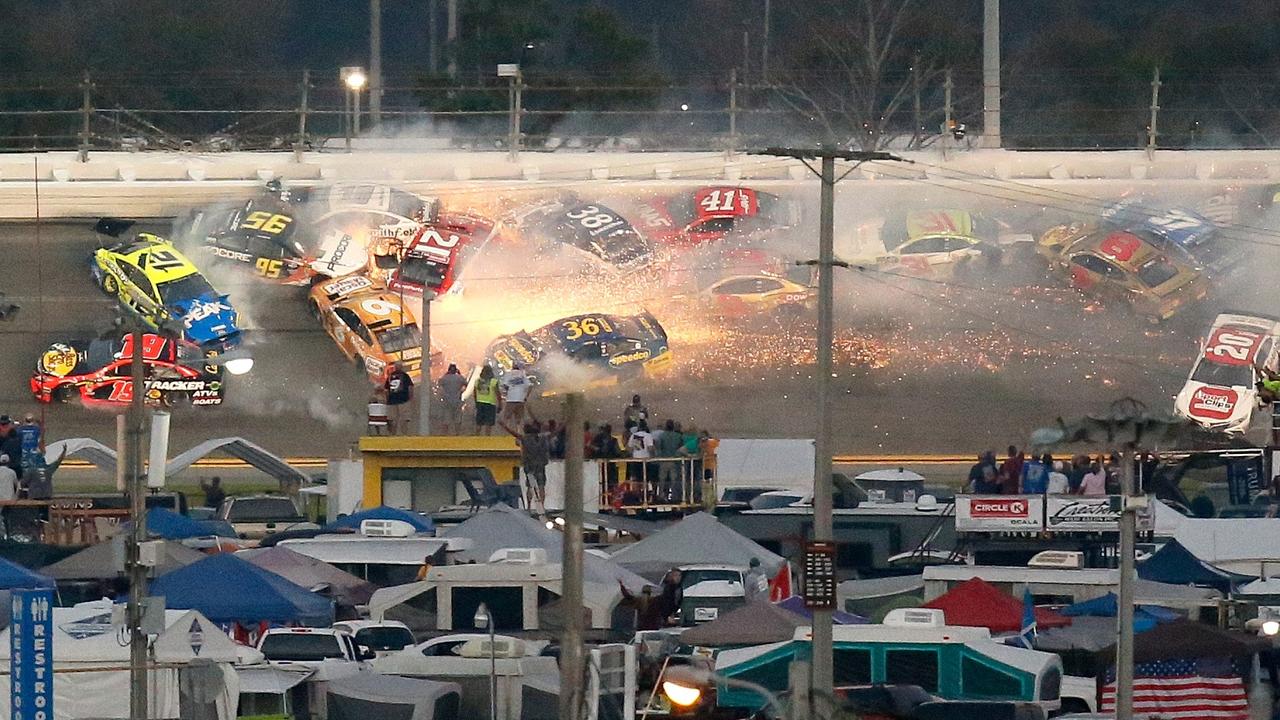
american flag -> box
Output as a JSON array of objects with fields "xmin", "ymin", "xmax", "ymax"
[{"xmin": 1101, "ymin": 657, "xmax": 1248, "ymax": 720}]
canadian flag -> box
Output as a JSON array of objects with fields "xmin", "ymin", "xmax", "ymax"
[{"xmin": 768, "ymin": 563, "xmax": 793, "ymax": 602}]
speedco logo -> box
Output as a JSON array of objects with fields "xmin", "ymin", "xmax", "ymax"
[
  {"xmin": 608, "ymin": 349, "xmax": 652, "ymax": 367},
  {"xmin": 971, "ymin": 499, "xmax": 1029, "ymax": 518},
  {"xmin": 1189, "ymin": 386, "xmax": 1237, "ymax": 420}
]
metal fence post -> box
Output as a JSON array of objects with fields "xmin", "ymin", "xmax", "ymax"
[
  {"xmin": 942, "ymin": 68, "xmax": 953, "ymax": 160},
  {"xmin": 1146, "ymin": 67, "xmax": 1161, "ymax": 158},
  {"xmin": 297, "ymin": 69, "xmax": 310, "ymax": 153},
  {"xmin": 727, "ymin": 68, "xmax": 738, "ymax": 156},
  {"xmin": 77, "ymin": 70, "xmax": 92, "ymax": 162}
]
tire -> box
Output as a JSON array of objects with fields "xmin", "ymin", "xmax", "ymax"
[
  {"xmin": 308, "ymin": 300, "xmax": 323, "ymax": 321},
  {"xmin": 51, "ymin": 385, "xmax": 75, "ymax": 404},
  {"xmin": 100, "ymin": 273, "xmax": 119, "ymax": 296}
]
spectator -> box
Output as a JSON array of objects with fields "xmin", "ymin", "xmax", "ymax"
[
  {"xmin": 967, "ymin": 451, "xmax": 997, "ymax": 493},
  {"xmin": 0, "ymin": 456, "xmax": 16, "ymax": 502},
  {"xmin": 473, "ymin": 365, "xmax": 500, "ymax": 435},
  {"xmin": 1021, "ymin": 453, "xmax": 1049, "ymax": 494},
  {"xmin": 655, "ymin": 420, "xmax": 684, "ymax": 502},
  {"xmin": 1079, "ymin": 460, "xmax": 1107, "ymax": 496},
  {"xmin": 1067, "ymin": 455, "xmax": 1088, "ymax": 493},
  {"xmin": 618, "ymin": 581, "xmax": 665, "ymax": 630},
  {"xmin": 520, "ymin": 423, "xmax": 550, "ymax": 512},
  {"xmin": 500, "ymin": 363, "xmax": 531, "ymax": 427},
  {"xmin": 698, "ymin": 430, "xmax": 719, "ymax": 482},
  {"xmin": 997, "ymin": 446, "xmax": 1024, "ymax": 495},
  {"xmin": 583, "ymin": 421, "xmax": 594, "ymax": 459},
  {"xmin": 1046, "ymin": 458, "xmax": 1070, "ymax": 494},
  {"xmin": 1104, "ymin": 452, "xmax": 1122, "ymax": 494},
  {"xmin": 200, "ymin": 477, "xmax": 226, "ymax": 509},
  {"xmin": 383, "ymin": 362, "xmax": 414, "ymax": 434},
  {"xmin": 0, "ymin": 418, "xmax": 19, "ymax": 480},
  {"xmin": 437, "ymin": 363, "xmax": 467, "ymax": 435},
  {"xmin": 544, "ymin": 419, "xmax": 565, "ymax": 459},
  {"xmin": 623, "ymin": 395, "xmax": 648, "ymax": 433},
  {"xmin": 658, "ymin": 569, "xmax": 684, "ymax": 623},
  {"xmin": 592, "ymin": 424, "xmax": 623, "ymax": 459},
  {"xmin": 627, "ymin": 420, "xmax": 655, "ymax": 492}
]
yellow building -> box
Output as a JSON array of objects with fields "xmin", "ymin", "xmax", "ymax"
[{"xmin": 358, "ymin": 435, "xmax": 522, "ymax": 512}]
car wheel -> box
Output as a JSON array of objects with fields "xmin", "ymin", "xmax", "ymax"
[
  {"xmin": 51, "ymin": 385, "xmax": 75, "ymax": 404},
  {"xmin": 101, "ymin": 273, "xmax": 119, "ymax": 295},
  {"xmin": 774, "ymin": 303, "xmax": 806, "ymax": 325},
  {"xmin": 308, "ymin": 300, "xmax": 323, "ymax": 321}
]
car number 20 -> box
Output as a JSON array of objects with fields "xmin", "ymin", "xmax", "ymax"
[{"xmin": 1206, "ymin": 328, "xmax": 1260, "ymax": 364}]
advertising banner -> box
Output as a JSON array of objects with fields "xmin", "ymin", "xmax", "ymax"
[
  {"xmin": 955, "ymin": 495, "xmax": 1044, "ymax": 532},
  {"xmin": 10, "ymin": 588, "xmax": 53, "ymax": 720}
]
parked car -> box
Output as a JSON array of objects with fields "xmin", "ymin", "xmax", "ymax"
[
  {"xmin": 217, "ymin": 495, "xmax": 317, "ymax": 541},
  {"xmin": 331, "ymin": 620, "xmax": 415, "ymax": 657}
]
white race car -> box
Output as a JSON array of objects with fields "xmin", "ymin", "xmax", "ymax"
[{"xmin": 1174, "ymin": 312, "xmax": 1280, "ymax": 433}]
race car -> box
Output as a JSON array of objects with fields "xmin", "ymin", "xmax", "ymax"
[
  {"xmin": 31, "ymin": 333, "xmax": 223, "ymax": 407},
  {"xmin": 1038, "ymin": 227, "xmax": 1207, "ymax": 321},
  {"xmin": 1174, "ymin": 312, "xmax": 1280, "ymax": 433},
  {"xmin": 872, "ymin": 209, "xmax": 1006, "ymax": 276},
  {"xmin": 308, "ymin": 274, "xmax": 426, "ymax": 383},
  {"xmin": 485, "ymin": 312, "xmax": 670, "ymax": 391},
  {"xmin": 684, "ymin": 273, "xmax": 815, "ymax": 320},
  {"xmin": 635, "ymin": 186, "xmax": 800, "ymax": 247},
  {"xmin": 187, "ymin": 199, "xmax": 313, "ymax": 284},
  {"xmin": 1098, "ymin": 198, "xmax": 1243, "ymax": 276},
  {"xmin": 90, "ymin": 226, "xmax": 241, "ymax": 350},
  {"xmin": 369, "ymin": 214, "xmax": 496, "ymax": 297},
  {"xmin": 512, "ymin": 199, "xmax": 653, "ymax": 270},
  {"xmin": 304, "ymin": 183, "xmax": 442, "ymax": 241}
]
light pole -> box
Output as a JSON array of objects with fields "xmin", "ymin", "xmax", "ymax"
[
  {"xmin": 369, "ymin": 0, "xmax": 382, "ymax": 125},
  {"xmin": 126, "ymin": 327, "xmax": 147, "ymax": 720},
  {"xmin": 341, "ymin": 66, "xmax": 367, "ymax": 152},
  {"xmin": 474, "ymin": 603, "xmax": 497, "ymax": 720},
  {"xmin": 497, "ymin": 62, "xmax": 523, "ymax": 161}
]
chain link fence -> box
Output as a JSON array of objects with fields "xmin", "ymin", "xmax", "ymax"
[{"xmin": 0, "ymin": 69, "xmax": 1277, "ymax": 154}]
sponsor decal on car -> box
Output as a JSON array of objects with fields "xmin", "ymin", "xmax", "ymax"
[
  {"xmin": 608, "ymin": 349, "xmax": 652, "ymax": 367},
  {"xmin": 1189, "ymin": 386, "xmax": 1238, "ymax": 420},
  {"xmin": 322, "ymin": 275, "xmax": 375, "ymax": 298},
  {"xmin": 208, "ymin": 246, "xmax": 253, "ymax": 263}
]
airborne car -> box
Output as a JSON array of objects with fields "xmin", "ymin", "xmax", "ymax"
[
  {"xmin": 91, "ymin": 227, "xmax": 241, "ymax": 350},
  {"xmin": 513, "ymin": 199, "xmax": 653, "ymax": 270},
  {"xmin": 636, "ymin": 186, "xmax": 800, "ymax": 247},
  {"xmin": 308, "ymin": 275, "xmax": 426, "ymax": 383},
  {"xmin": 188, "ymin": 199, "xmax": 312, "ymax": 284},
  {"xmin": 368, "ymin": 214, "xmax": 495, "ymax": 297},
  {"xmin": 1174, "ymin": 312, "xmax": 1280, "ymax": 434},
  {"xmin": 486, "ymin": 312, "xmax": 670, "ymax": 391},
  {"xmin": 1099, "ymin": 198, "xmax": 1243, "ymax": 276},
  {"xmin": 873, "ymin": 210, "xmax": 1007, "ymax": 277},
  {"xmin": 31, "ymin": 333, "xmax": 223, "ymax": 407}
]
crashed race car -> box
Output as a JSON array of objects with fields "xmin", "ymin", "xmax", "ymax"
[
  {"xmin": 635, "ymin": 186, "xmax": 800, "ymax": 247},
  {"xmin": 90, "ymin": 223, "xmax": 241, "ymax": 350},
  {"xmin": 308, "ymin": 274, "xmax": 428, "ymax": 384},
  {"xmin": 31, "ymin": 333, "xmax": 224, "ymax": 407},
  {"xmin": 486, "ymin": 312, "xmax": 671, "ymax": 392},
  {"xmin": 852, "ymin": 210, "xmax": 1018, "ymax": 278},
  {"xmin": 1097, "ymin": 198, "xmax": 1244, "ymax": 277},
  {"xmin": 1038, "ymin": 227, "xmax": 1207, "ymax": 321},
  {"xmin": 1174, "ymin": 312, "xmax": 1280, "ymax": 434},
  {"xmin": 187, "ymin": 199, "xmax": 313, "ymax": 284},
  {"xmin": 368, "ymin": 214, "xmax": 495, "ymax": 297},
  {"xmin": 511, "ymin": 199, "xmax": 653, "ymax": 270},
  {"xmin": 303, "ymin": 183, "xmax": 442, "ymax": 241}
]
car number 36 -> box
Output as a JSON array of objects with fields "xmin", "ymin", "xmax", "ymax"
[{"xmin": 562, "ymin": 316, "xmax": 613, "ymax": 340}]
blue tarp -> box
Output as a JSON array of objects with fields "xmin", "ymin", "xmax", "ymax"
[
  {"xmin": 1058, "ymin": 592, "xmax": 1180, "ymax": 632},
  {"xmin": 0, "ymin": 557, "xmax": 53, "ymax": 590},
  {"xmin": 147, "ymin": 553, "xmax": 333, "ymax": 626},
  {"xmin": 324, "ymin": 506, "xmax": 434, "ymax": 534},
  {"xmin": 1138, "ymin": 539, "xmax": 1254, "ymax": 592},
  {"xmin": 141, "ymin": 508, "xmax": 219, "ymax": 540}
]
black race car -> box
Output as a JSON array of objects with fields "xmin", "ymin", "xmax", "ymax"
[
  {"xmin": 186, "ymin": 198, "xmax": 313, "ymax": 285},
  {"xmin": 513, "ymin": 200, "xmax": 653, "ymax": 270},
  {"xmin": 485, "ymin": 312, "xmax": 671, "ymax": 391}
]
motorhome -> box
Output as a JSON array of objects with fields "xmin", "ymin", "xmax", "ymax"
[
  {"xmin": 278, "ymin": 524, "xmax": 466, "ymax": 586},
  {"xmin": 921, "ymin": 563, "xmax": 1221, "ymax": 613},
  {"xmin": 712, "ymin": 609, "xmax": 1062, "ymax": 715}
]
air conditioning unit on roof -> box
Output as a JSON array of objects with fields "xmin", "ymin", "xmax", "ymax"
[
  {"xmin": 489, "ymin": 548, "xmax": 548, "ymax": 565},
  {"xmin": 361, "ymin": 519, "xmax": 416, "ymax": 538},
  {"xmin": 883, "ymin": 608, "xmax": 945, "ymax": 628},
  {"xmin": 1028, "ymin": 550, "xmax": 1084, "ymax": 570}
]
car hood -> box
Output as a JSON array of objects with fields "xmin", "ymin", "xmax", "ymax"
[
  {"xmin": 170, "ymin": 294, "xmax": 239, "ymax": 345},
  {"xmin": 1175, "ymin": 381, "xmax": 1255, "ymax": 430},
  {"xmin": 310, "ymin": 230, "xmax": 369, "ymax": 278}
]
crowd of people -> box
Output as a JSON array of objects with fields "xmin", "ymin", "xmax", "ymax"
[
  {"xmin": 0, "ymin": 414, "xmax": 43, "ymax": 501},
  {"xmin": 966, "ymin": 445, "xmax": 1143, "ymax": 496}
]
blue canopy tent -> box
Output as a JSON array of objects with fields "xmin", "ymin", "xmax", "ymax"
[
  {"xmin": 135, "ymin": 508, "xmax": 226, "ymax": 540},
  {"xmin": 1138, "ymin": 539, "xmax": 1254, "ymax": 593},
  {"xmin": 0, "ymin": 557, "xmax": 54, "ymax": 590},
  {"xmin": 148, "ymin": 553, "xmax": 333, "ymax": 626},
  {"xmin": 1059, "ymin": 592, "xmax": 1181, "ymax": 632},
  {"xmin": 775, "ymin": 595, "xmax": 867, "ymax": 624},
  {"xmin": 324, "ymin": 506, "xmax": 434, "ymax": 534}
]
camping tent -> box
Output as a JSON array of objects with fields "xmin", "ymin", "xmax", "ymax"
[
  {"xmin": 325, "ymin": 506, "xmax": 434, "ymax": 534},
  {"xmin": 607, "ymin": 512, "xmax": 785, "ymax": 580},
  {"xmin": 1060, "ymin": 592, "xmax": 1181, "ymax": 631},
  {"xmin": 140, "ymin": 507, "xmax": 228, "ymax": 540},
  {"xmin": 326, "ymin": 673, "xmax": 461, "ymax": 720},
  {"xmin": 680, "ymin": 599, "xmax": 865, "ymax": 647},
  {"xmin": 443, "ymin": 504, "xmax": 649, "ymax": 590},
  {"xmin": 1098, "ymin": 619, "xmax": 1268, "ymax": 665},
  {"xmin": 0, "ymin": 603, "xmax": 240, "ymax": 720},
  {"xmin": 148, "ymin": 553, "xmax": 334, "ymax": 626},
  {"xmin": 0, "ymin": 556, "xmax": 53, "ymax": 590},
  {"xmin": 775, "ymin": 596, "xmax": 867, "ymax": 624},
  {"xmin": 237, "ymin": 545, "xmax": 376, "ymax": 607},
  {"xmin": 921, "ymin": 577, "xmax": 1071, "ymax": 633},
  {"xmin": 41, "ymin": 535, "xmax": 204, "ymax": 581},
  {"xmin": 1138, "ymin": 539, "xmax": 1254, "ymax": 592},
  {"xmin": 1033, "ymin": 615, "xmax": 1130, "ymax": 653}
]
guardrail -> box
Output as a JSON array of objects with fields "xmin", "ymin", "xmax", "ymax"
[{"xmin": 598, "ymin": 456, "xmax": 714, "ymax": 514}]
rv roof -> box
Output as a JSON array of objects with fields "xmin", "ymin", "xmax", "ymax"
[{"xmin": 922, "ymin": 565, "xmax": 1117, "ymax": 585}]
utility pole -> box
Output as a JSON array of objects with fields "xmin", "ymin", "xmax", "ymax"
[
  {"xmin": 506, "ymin": 68, "xmax": 523, "ymax": 161},
  {"xmin": 428, "ymin": 0, "xmax": 439, "ymax": 74},
  {"xmin": 728, "ymin": 68, "xmax": 738, "ymax": 157},
  {"xmin": 761, "ymin": 0, "xmax": 771, "ymax": 82},
  {"xmin": 982, "ymin": 0, "xmax": 1001, "ymax": 148},
  {"xmin": 942, "ymin": 69, "xmax": 954, "ymax": 159},
  {"xmin": 126, "ymin": 327, "xmax": 148, "ymax": 720},
  {"xmin": 1116, "ymin": 447, "xmax": 1137, "ymax": 720},
  {"xmin": 741, "ymin": 28, "xmax": 751, "ymax": 83},
  {"xmin": 753, "ymin": 147, "xmax": 902, "ymax": 720},
  {"xmin": 297, "ymin": 69, "xmax": 310, "ymax": 149},
  {"xmin": 911, "ymin": 56, "xmax": 922, "ymax": 150},
  {"xmin": 419, "ymin": 294, "xmax": 434, "ymax": 435},
  {"xmin": 560, "ymin": 393, "xmax": 586, "ymax": 720},
  {"xmin": 446, "ymin": 0, "xmax": 459, "ymax": 79},
  {"xmin": 1146, "ymin": 67, "xmax": 1161, "ymax": 159},
  {"xmin": 370, "ymin": 0, "xmax": 382, "ymax": 125},
  {"xmin": 78, "ymin": 70, "xmax": 92, "ymax": 163}
]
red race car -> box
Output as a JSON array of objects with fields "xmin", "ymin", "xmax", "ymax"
[
  {"xmin": 31, "ymin": 333, "xmax": 224, "ymax": 407},
  {"xmin": 368, "ymin": 213, "xmax": 495, "ymax": 297},
  {"xmin": 635, "ymin": 186, "xmax": 800, "ymax": 247}
]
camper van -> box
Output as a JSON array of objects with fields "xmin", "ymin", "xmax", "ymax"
[{"xmin": 712, "ymin": 609, "xmax": 1062, "ymax": 715}]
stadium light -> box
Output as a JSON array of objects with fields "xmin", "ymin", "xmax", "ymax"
[
  {"xmin": 341, "ymin": 67, "xmax": 368, "ymax": 90},
  {"xmin": 340, "ymin": 66, "xmax": 367, "ymax": 151}
]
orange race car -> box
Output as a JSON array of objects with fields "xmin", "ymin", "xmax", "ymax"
[{"xmin": 308, "ymin": 275, "xmax": 428, "ymax": 384}]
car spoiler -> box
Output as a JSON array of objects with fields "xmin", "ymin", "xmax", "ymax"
[{"xmin": 95, "ymin": 218, "xmax": 136, "ymax": 237}]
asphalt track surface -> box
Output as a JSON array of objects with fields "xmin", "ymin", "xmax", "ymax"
[{"xmin": 3, "ymin": 179, "xmax": 1278, "ymax": 467}]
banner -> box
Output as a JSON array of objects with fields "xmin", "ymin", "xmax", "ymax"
[
  {"xmin": 1044, "ymin": 496, "xmax": 1153, "ymax": 532},
  {"xmin": 955, "ymin": 495, "xmax": 1044, "ymax": 532},
  {"xmin": 10, "ymin": 588, "xmax": 53, "ymax": 720}
]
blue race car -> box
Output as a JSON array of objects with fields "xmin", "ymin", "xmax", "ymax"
[
  {"xmin": 1101, "ymin": 198, "xmax": 1241, "ymax": 276},
  {"xmin": 485, "ymin": 311, "xmax": 671, "ymax": 392}
]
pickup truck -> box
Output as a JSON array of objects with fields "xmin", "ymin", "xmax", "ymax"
[
  {"xmin": 217, "ymin": 495, "xmax": 318, "ymax": 541},
  {"xmin": 257, "ymin": 627, "xmax": 373, "ymax": 679}
]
